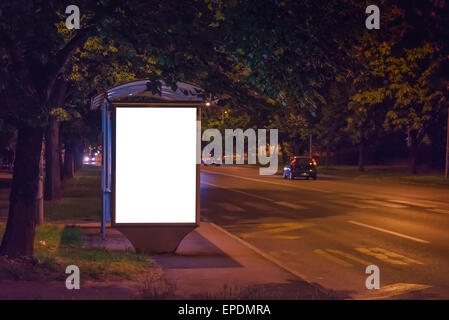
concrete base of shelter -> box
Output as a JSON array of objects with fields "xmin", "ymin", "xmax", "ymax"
[{"xmin": 115, "ymin": 225, "xmax": 196, "ymax": 254}]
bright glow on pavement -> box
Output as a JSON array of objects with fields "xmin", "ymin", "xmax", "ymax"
[{"xmin": 115, "ymin": 107, "xmax": 197, "ymax": 223}]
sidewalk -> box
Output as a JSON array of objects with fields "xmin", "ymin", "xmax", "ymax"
[
  {"xmin": 0, "ymin": 220, "xmax": 335, "ymax": 299},
  {"xmin": 150, "ymin": 221, "xmax": 334, "ymax": 299}
]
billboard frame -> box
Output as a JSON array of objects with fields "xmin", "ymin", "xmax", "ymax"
[{"xmin": 110, "ymin": 102, "xmax": 201, "ymax": 229}]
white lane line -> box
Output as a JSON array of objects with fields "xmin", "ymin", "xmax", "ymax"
[
  {"xmin": 363, "ymin": 200, "xmax": 408, "ymax": 208},
  {"xmin": 372, "ymin": 247, "xmax": 424, "ymax": 265},
  {"xmin": 202, "ymin": 181, "xmax": 275, "ymax": 202},
  {"xmin": 353, "ymin": 283, "xmax": 432, "ymax": 300},
  {"xmin": 274, "ymin": 201, "xmax": 307, "ymax": 210},
  {"xmin": 390, "ymin": 199, "xmax": 449, "ymax": 207},
  {"xmin": 326, "ymin": 249, "xmax": 373, "ymax": 266},
  {"xmin": 314, "ymin": 249, "xmax": 353, "ymax": 267},
  {"xmin": 343, "ymin": 194, "xmax": 374, "ymax": 200},
  {"xmin": 203, "ymin": 170, "xmax": 449, "ymax": 212},
  {"xmin": 348, "ymin": 220, "xmax": 430, "ymax": 244},
  {"xmin": 201, "ymin": 170, "xmax": 328, "ymax": 193},
  {"xmin": 202, "ymin": 181, "xmax": 307, "ymax": 210},
  {"xmin": 244, "ymin": 201, "xmax": 272, "ymax": 211},
  {"xmin": 428, "ymin": 208, "xmax": 449, "ymax": 215},
  {"xmin": 388, "ymin": 199, "xmax": 435, "ymax": 208},
  {"xmin": 355, "ymin": 248, "xmax": 407, "ymax": 265},
  {"xmin": 217, "ymin": 202, "xmax": 245, "ymax": 212},
  {"xmin": 332, "ymin": 200, "xmax": 375, "ymax": 209}
]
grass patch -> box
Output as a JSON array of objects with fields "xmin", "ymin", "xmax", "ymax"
[
  {"xmin": 0, "ymin": 166, "xmax": 162, "ymax": 285},
  {"xmin": 180, "ymin": 283, "xmax": 338, "ymax": 300},
  {"xmin": 44, "ymin": 166, "xmax": 102, "ymax": 221},
  {"xmin": 0, "ymin": 223, "xmax": 159, "ymax": 282}
]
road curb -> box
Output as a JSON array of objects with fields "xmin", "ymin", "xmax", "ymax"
[{"xmin": 207, "ymin": 221, "xmax": 332, "ymax": 298}]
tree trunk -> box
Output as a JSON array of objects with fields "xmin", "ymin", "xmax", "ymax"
[
  {"xmin": 44, "ymin": 79, "xmax": 68, "ymax": 198},
  {"xmin": 325, "ymin": 142, "xmax": 331, "ymax": 168},
  {"xmin": 408, "ymin": 142, "xmax": 418, "ymax": 174},
  {"xmin": 406, "ymin": 130, "xmax": 420, "ymax": 175},
  {"xmin": 60, "ymin": 145, "xmax": 65, "ymax": 182},
  {"xmin": 44, "ymin": 116, "xmax": 62, "ymax": 200},
  {"xmin": 408, "ymin": 147, "xmax": 417, "ymax": 174},
  {"xmin": 64, "ymin": 143, "xmax": 74, "ymax": 179},
  {"xmin": 358, "ymin": 140, "xmax": 365, "ymax": 172},
  {"xmin": 74, "ymin": 143, "xmax": 83, "ymax": 172},
  {"xmin": 0, "ymin": 124, "xmax": 44, "ymax": 257}
]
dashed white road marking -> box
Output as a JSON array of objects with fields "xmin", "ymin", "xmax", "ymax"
[
  {"xmin": 348, "ymin": 220, "xmax": 430, "ymax": 244},
  {"xmin": 373, "ymin": 247, "xmax": 423, "ymax": 264},
  {"xmin": 363, "ymin": 200, "xmax": 408, "ymax": 208},
  {"xmin": 392, "ymin": 199, "xmax": 449, "ymax": 207},
  {"xmin": 202, "ymin": 181, "xmax": 307, "ymax": 210},
  {"xmin": 274, "ymin": 201, "xmax": 307, "ymax": 210},
  {"xmin": 332, "ymin": 200, "xmax": 375, "ymax": 209},
  {"xmin": 274, "ymin": 235, "xmax": 302, "ymax": 240},
  {"xmin": 314, "ymin": 249, "xmax": 353, "ymax": 267},
  {"xmin": 244, "ymin": 201, "xmax": 272, "ymax": 211},
  {"xmin": 343, "ymin": 194, "xmax": 374, "ymax": 200},
  {"xmin": 202, "ymin": 181, "xmax": 274, "ymax": 202},
  {"xmin": 260, "ymin": 222, "xmax": 313, "ymax": 234},
  {"xmin": 355, "ymin": 247, "xmax": 423, "ymax": 265},
  {"xmin": 326, "ymin": 249, "xmax": 372, "ymax": 266},
  {"xmin": 217, "ymin": 202, "xmax": 245, "ymax": 212},
  {"xmin": 354, "ymin": 283, "xmax": 432, "ymax": 300},
  {"xmin": 241, "ymin": 222, "xmax": 314, "ymax": 239},
  {"xmin": 388, "ymin": 199, "xmax": 436, "ymax": 207},
  {"xmin": 201, "ymin": 170, "xmax": 327, "ymax": 193},
  {"xmin": 428, "ymin": 208, "xmax": 449, "ymax": 215}
]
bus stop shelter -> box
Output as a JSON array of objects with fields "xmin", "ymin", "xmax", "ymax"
[{"xmin": 91, "ymin": 80, "xmax": 204, "ymax": 253}]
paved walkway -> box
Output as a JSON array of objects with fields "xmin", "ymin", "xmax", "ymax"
[
  {"xmin": 0, "ymin": 220, "xmax": 333, "ymax": 299},
  {"xmin": 150, "ymin": 221, "xmax": 333, "ymax": 299},
  {"xmin": 79, "ymin": 221, "xmax": 333, "ymax": 299}
]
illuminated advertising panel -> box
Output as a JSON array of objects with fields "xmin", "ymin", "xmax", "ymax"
[{"xmin": 114, "ymin": 107, "xmax": 197, "ymax": 224}]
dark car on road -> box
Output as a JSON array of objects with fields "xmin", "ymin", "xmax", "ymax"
[{"xmin": 283, "ymin": 156, "xmax": 317, "ymax": 180}]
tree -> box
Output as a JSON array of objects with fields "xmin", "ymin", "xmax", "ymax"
[
  {"xmin": 0, "ymin": 0, "xmax": 365, "ymax": 258},
  {"xmin": 314, "ymin": 80, "xmax": 349, "ymax": 167},
  {"xmin": 0, "ymin": 1, "xmax": 94, "ymax": 256},
  {"xmin": 381, "ymin": 43, "xmax": 446, "ymax": 173},
  {"xmin": 44, "ymin": 79, "xmax": 71, "ymax": 200}
]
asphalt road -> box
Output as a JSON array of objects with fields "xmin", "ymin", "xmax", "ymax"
[{"xmin": 200, "ymin": 165, "xmax": 449, "ymax": 299}]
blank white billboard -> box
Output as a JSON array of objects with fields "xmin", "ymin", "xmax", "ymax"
[{"xmin": 115, "ymin": 107, "xmax": 197, "ymax": 223}]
